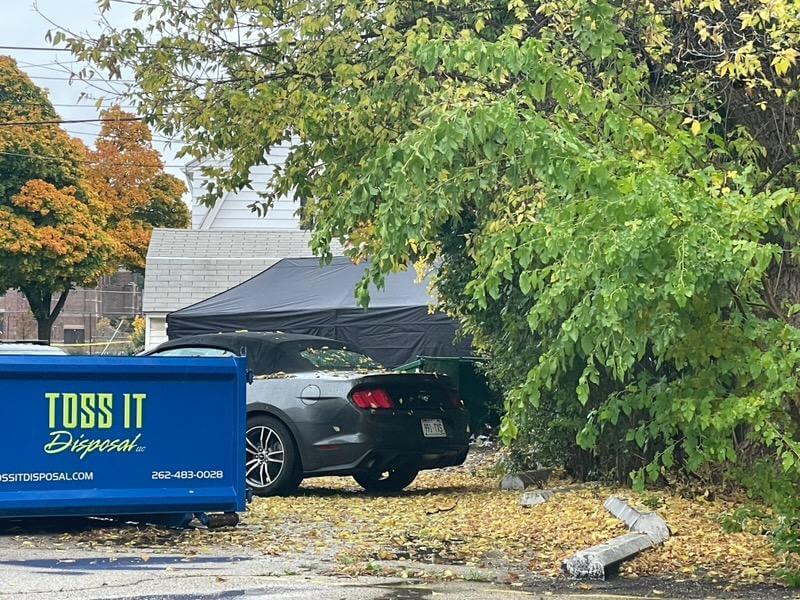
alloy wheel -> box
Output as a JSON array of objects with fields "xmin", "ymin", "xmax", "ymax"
[{"xmin": 245, "ymin": 425, "xmax": 285, "ymax": 489}]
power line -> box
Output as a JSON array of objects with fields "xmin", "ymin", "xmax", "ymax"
[
  {"xmin": 0, "ymin": 149, "xmax": 188, "ymax": 169},
  {"xmin": 26, "ymin": 73, "xmax": 235, "ymax": 86},
  {"xmin": 0, "ymin": 46, "xmax": 72, "ymax": 52},
  {"xmin": 18, "ymin": 59, "xmax": 81, "ymax": 68},
  {"xmin": 15, "ymin": 103, "xmax": 138, "ymax": 109},
  {"xmin": 53, "ymin": 103, "xmax": 138, "ymax": 109},
  {"xmin": 64, "ymin": 129, "xmax": 187, "ymax": 145},
  {"xmin": 63, "ymin": 129, "xmax": 293, "ymax": 161},
  {"xmin": 26, "ymin": 75, "xmax": 137, "ymax": 83},
  {"xmin": 109, "ymin": 0, "xmax": 164, "ymax": 5},
  {"xmin": 0, "ymin": 117, "xmax": 144, "ymax": 127},
  {"xmin": 8, "ymin": 54, "xmax": 247, "ymax": 86},
  {"xmin": 0, "ymin": 44, "xmax": 162, "ymax": 55},
  {"xmin": 0, "ymin": 147, "xmax": 291, "ymax": 170},
  {"xmin": 28, "ymin": 74, "xmax": 232, "ymax": 84},
  {"xmin": 5, "ymin": 101, "xmax": 137, "ymax": 109}
]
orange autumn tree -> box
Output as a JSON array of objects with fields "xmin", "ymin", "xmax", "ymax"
[
  {"xmin": 0, "ymin": 56, "xmax": 116, "ymax": 342},
  {"xmin": 87, "ymin": 107, "xmax": 189, "ymax": 271}
]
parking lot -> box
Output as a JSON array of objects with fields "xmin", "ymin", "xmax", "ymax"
[{"xmin": 0, "ymin": 447, "xmax": 793, "ymax": 600}]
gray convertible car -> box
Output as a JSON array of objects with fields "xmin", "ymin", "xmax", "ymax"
[{"xmin": 145, "ymin": 332, "xmax": 469, "ymax": 496}]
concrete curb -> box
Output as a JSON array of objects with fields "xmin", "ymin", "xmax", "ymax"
[
  {"xmin": 562, "ymin": 496, "xmax": 671, "ymax": 579},
  {"xmin": 562, "ymin": 532, "xmax": 654, "ymax": 579},
  {"xmin": 519, "ymin": 489, "xmax": 555, "ymax": 507},
  {"xmin": 500, "ymin": 469, "xmax": 551, "ymax": 491},
  {"xmin": 604, "ymin": 496, "xmax": 671, "ymax": 544},
  {"xmin": 519, "ymin": 483, "xmax": 600, "ymax": 508}
]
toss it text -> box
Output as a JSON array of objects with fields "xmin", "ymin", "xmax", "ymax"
[{"xmin": 43, "ymin": 392, "xmax": 147, "ymax": 459}]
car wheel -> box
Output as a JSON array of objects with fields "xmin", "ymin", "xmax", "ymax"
[
  {"xmin": 245, "ymin": 415, "xmax": 302, "ymax": 496},
  {"xmin": 353, "ymin": 465, "xmax": 419, "ymax": 493}
]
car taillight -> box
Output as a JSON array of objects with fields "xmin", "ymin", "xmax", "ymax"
[
  {"xmin": 351, "ymin": 388, "xmax": 394, "ymax": 409},
  {"xmin": 449, "ymin": 391, "xmax": 464, "ymax": 408}
]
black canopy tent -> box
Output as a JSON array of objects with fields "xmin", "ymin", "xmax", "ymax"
[{"xmin": 166, "ymin": 257, "xmax": 470, "ymax": 366}]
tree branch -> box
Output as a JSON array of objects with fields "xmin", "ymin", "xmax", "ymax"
[
  {"xmin": 49, "ymin": 288, "xmax": 71, "ymax": 323},
  {"xmin": 755, "ymin": 153, "xmax": 800, "ymax": 195}
]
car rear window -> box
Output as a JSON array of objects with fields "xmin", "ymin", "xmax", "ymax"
[{"xmin": 297, "ymin": 346, "xmax": 382, "ymax": 371}]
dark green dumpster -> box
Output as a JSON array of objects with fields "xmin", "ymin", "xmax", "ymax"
[{"xmin": 395, "ymin": 356, "xmax": 499, "ymax": 434}]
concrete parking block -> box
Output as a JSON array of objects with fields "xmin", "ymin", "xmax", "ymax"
[{"xmin": 562, "ymin": 532, "xmax": 655, "ymax": 579}]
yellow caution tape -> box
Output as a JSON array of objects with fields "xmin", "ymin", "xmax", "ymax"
[{"xmin": 51, "ymin": 341, "xmax": 133, "ymax": 348}]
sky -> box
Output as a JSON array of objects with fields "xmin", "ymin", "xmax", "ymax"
[{"xmin": 0, "ymin": 0, "xmax": 191, "ymax": 191}]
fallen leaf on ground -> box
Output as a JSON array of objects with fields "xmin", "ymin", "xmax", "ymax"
[{"xmin": 20, "ymin": 447, "xmax": 787, "ymax": 586}]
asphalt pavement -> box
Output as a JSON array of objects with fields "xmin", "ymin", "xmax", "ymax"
[
  {"xmin": 0, "ymin": 546, "xmax": 626, "ymax": 600},
  {"xmin": 1, "ymin": 518, "xmax": 791, "ymax": 600}
]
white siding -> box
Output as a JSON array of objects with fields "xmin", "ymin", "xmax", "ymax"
[
  {"xmin": 186, "ymin": 146, "xmax": 300, "ymax": 230},
  {"xmin": 145, "ymin": 314, "xmax": 167, "ymax": 350},
  {"xmin": 191, "ymin": 201, "xmax": 209, "ymax": 229}
]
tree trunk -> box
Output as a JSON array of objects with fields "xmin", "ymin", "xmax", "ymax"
[
  {"xmin": 36, "ymin": 318, "xmax": 53, "ymax": 344},
  {"xmin": 22, "ymin": 287, "xmax": 70, "ymax": 344},
  {"xmin": 768, "ymin": 255, "xmax": 800, "ymax": 326}
]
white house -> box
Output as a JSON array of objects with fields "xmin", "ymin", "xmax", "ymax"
[
  {"xmin": 187, "ymin": 154, "xmax": 299, "ymax": 230},
  {"xmin": 142, "ymin": 153, "xmax": 342, "ymax": 349}
]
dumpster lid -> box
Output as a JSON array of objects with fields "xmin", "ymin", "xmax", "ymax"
[{"xmin": 0, "ymin": 342, "xmax": 67, "ymax": 355}]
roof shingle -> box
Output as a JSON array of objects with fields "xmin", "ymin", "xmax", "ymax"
[{"xmin": 143, "ymin": 228, "xmax": 343, "ymax": 314}]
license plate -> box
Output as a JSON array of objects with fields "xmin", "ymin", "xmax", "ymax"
[{"xmin": 421, "ymin": 418, "xmax": 446, "ymax": 438}]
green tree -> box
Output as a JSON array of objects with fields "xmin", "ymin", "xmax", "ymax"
[
  {"xmin": 0, "ymin": 56, "xmax": 116, "ymax": 342},
  {"xmin": 65, "ymin": 0, "xmax": 800, "ymax": 494}
]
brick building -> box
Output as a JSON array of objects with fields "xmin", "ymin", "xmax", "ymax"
[{"xmin": 0, "ymin": 270, "xmax": 143, "ymax": 349}]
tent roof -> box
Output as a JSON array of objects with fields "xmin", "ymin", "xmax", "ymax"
[
  {"xmin": 170, "ymin": 257, "xmax": 435, "ymax": 317},
  {"xmin": 143, "ymin": 228, "xmax": 343, "ymax": 314}
]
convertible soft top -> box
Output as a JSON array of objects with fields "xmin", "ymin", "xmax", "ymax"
[{"xmin": 147, "ymin": 331, "xmax": 360, "ymax": 375}]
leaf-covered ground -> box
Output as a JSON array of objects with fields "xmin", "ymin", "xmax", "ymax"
[
  {"xmin": 10, "ymin": 449, "xmax": 785, "ymax": 589},
  {"xmin": 238, "ymin": 459, "xmax": 786, "ymax": 585}
]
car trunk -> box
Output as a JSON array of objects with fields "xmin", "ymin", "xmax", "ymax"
[{"xmin": 350, "ymin": 373, "xmax": 456, "ymax": 410}]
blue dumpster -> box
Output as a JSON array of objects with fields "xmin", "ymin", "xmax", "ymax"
[{"xmin": 0, "ymin": 355, "xmax": 246, "ymax": 521}]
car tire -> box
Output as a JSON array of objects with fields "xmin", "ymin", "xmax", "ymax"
[
  {"xmin": 353, "ymin": 465, "xmax": 419, "ymax": 493},
  {"xmin": 245, "ymin": 414, "xmax": 302, "ymax": 497}
]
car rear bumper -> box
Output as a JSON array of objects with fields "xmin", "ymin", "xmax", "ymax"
[
  {"xmin": 297, "ymin": 407, "xmax": 470, "ymax": 476},
  {"xmin": 303, "ymin": 444, "xmax": 469, "ymax": 476}
]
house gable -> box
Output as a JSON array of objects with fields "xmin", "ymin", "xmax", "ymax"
[{"xmin": 185, "ymin": 149, "xmax": 298, "ymax": 230}]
